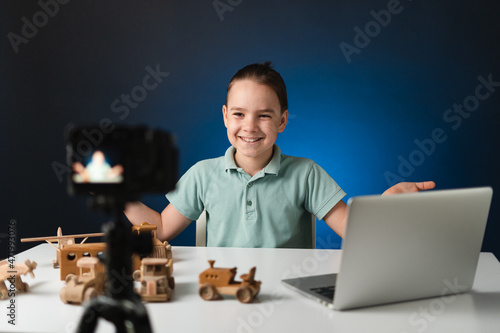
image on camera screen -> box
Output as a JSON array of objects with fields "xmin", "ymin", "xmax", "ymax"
[{"xmin": 72, "ymin": 149, "xmax": 124, "ymax": 184}]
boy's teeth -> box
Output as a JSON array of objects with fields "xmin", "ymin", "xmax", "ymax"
[{"xmin": 242, "ymin": 137, "xmax": 260, "ymax": 142}]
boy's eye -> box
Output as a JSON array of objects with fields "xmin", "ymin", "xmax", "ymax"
[
  {"xmin": 259, "ymin": 114, "xmax": 271, "ymax": 118},
  {"xmin": 233, "ymin": 112, "xmax": 244, "ymax": 117}
]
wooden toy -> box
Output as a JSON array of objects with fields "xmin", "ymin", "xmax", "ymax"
[
  {"xmin": 21, "ymin": 227, "xmax": 104, "ymax": 269},
  {"xmin": 131, "ymin": 222, "xmax": 173, "ymax": 272},
  {"xmin": 199, "ymin": 260, "xmax": 261, "ymax": 303},
  {"xmin": 58, "ymin": 243, "xmax": 106, "ymax": 281},
  {"xmin": 21, "ymin": 223, "xmax": 172, "ymax": 282},
  {"xmin": 133, "ymin": 258, "xmax": 174, "ymax": 302},
  {"xmin": 0, "ymin": 259, "xmax": 37, "ymax": 300},
  {"xmin": 60, "ymin": 257, "xmax": 106, "ymax": 305}
]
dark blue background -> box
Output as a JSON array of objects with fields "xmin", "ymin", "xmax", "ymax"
[{"xmin": 1, "ymin": 0, "xmax": 499, "ymax": 258}]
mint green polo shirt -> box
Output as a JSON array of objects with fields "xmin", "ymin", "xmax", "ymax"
[{"xmin": 166, "ymin": 145, "xmax": 346, "ymax": 248}]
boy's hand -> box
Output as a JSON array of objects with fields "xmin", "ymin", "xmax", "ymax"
[{"xmin": 382, "ymin": 181, "xmax": 436, "ymax": 196}]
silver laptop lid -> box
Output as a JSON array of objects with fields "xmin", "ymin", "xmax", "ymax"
[{"xmin": 333, "ymin": 187, "xmax": 493, "ymax": 310}]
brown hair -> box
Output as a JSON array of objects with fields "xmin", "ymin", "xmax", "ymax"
[{"xmin": 227, "ymin": 62, "xmax": 288, "ymax": 113}]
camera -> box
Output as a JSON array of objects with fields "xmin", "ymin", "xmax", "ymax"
[
  {"xmin": 65, "ymin": 124, "xmax": 178, "ymax": 332},
  {"xmin": 66, "ymin": 124, "xmax": 178, "ymax": 199}
]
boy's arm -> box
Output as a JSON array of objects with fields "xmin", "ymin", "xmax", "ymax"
[
  {"xmin": 124, "ymin": 202, "xmax": 192, "ymax": 241},
  {"xmin": 323, "ymin": 181, "xmax": 436, "ymax": 238},
  {"xmin": 322, "ymin": 200, "xmax": 348, "ymax": 238}
]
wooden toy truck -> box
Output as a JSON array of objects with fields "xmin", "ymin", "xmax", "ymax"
[
  {"xmin": 131, "ymin": 222, "xmax": 173, "ymax": 272},
  {"xmin": 58, "ymin": 243, "xmax": 106, "ymax": 281},
  {"xmin": 133, "ymin": 258, "xmax": 174, "ymax": 302},
  {"xmin": 0, "ymin": 259, "xmax": 37, "ymax": 300},
  {"xmin": 199, "ymin": 260, "xmax": 261, "ymax": 303},
  {"xmin": 60, "ymin": 257, "xmax": 106, "ymax": 305}
]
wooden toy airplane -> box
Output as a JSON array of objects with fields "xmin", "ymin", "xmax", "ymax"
[
  {"xmin": 0, "ymin": 259, "xmax": 37, "ymax": 300},
  {"xmin": 21, "ymin": 227, "xmax": 104, "ymax": 269}
]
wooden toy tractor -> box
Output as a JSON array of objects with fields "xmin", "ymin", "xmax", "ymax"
[
  {"xmin": 60, "ymin": 257, "xmax": 105, "ymax": 305},
  {"xmin": 199, "ymin": 260, "xmax": 261, "ymax": 303},
  {"xmin": 133, "ymin": 258, "xmax": 174, "ymax": 302}
]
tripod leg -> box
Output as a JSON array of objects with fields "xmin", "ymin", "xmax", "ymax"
[
  {"xmin": 76, "ymin": 296, "xmax": 153, "ymax": 333},
  {"xmin": 131, "ymin": 316, "xmax": 152, "ymax": 333},
  {"xmin": 110, "ymin": 318, "xmax": 151, "ymax": 333},
  {"xmin": 127, "ymin": 303, "xmax": 152, "ymax": 333},
  {"xmin": 76, "ymin": 299, "xmax": 100, "ymax": 333}
]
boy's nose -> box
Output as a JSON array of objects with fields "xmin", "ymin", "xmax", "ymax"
[{"xmin": 242, "ymin": 117, "xmax": 258, "ymax": 132}]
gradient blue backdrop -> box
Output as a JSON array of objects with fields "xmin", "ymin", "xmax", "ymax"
[{"xmin": 1, "ymin": 0, "xmax": 499, "ymax": 258}]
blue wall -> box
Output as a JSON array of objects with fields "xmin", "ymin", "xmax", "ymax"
[{"xmin": 1, "ymin": 0, "xmax": 499, "ymax": 258}]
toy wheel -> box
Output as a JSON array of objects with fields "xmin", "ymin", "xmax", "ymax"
[
  {"xmin": 166, "ymin": 287, "xmax": 173, "ymax": 301},
  {"xmin": 18, "ymin": 282, "xmax": 29, "ymax": 292},
  {"xmin": 60, "ymin": 287, "xmax": 68, "ymax": 304},
  {"xmin": 65, "ymin": 273, "xmax": 77, "ymax": 283},
  {"xmin": 253, "ymin": 284, "xmax": 261, "ymax": 296},
  {"xmin": 168, "ymin": 276, "xmax": 175, "ymax": 289},
  {"xmin": 132, "ymin": 270, "xmax": 141, "ymax": 282},
  {"xmin": 83, "ymin": 287, "xmax": 97, "ymax": 301},
  {"xmin": 236, "ymin": 286, "xmax": 253, "ymax": 303},
  {"xmin": 199, "ymin": 283, "xmax": 218, "ymax": 301},
  {"xmin": 0, "ymin": 284, "xmax": 7, "ymax": 300}
]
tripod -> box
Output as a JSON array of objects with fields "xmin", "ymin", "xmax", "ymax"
[{"xmin": 76, "ymin": 197, "xmax": 153, "ymax": 333}]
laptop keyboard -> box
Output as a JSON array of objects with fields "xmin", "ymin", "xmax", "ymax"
[{"xmin": 310, "ymin": 285, "xmax": 336, "ymax": 299}]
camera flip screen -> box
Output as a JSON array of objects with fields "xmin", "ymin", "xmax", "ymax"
[
  {"xmin": 66, "ymin": 125, "xmax": 178, "ymax": 197},
  {"xmin": 72, "ymin": 148, "xmax": 124, "ymax": 184}
]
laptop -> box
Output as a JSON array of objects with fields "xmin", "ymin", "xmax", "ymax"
[{"xmin": 281, "ymin": 187, "xmax": 493, "ymax": 310}]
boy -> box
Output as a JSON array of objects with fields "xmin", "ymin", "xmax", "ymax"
[{"xmin": 125, "ymin": 62, "xmax": 435, "ymax": 248}]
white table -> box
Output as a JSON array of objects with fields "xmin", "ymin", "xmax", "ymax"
[{"xmin": 2, "ymin": 244, "xmax": 500, "ymax": 333}]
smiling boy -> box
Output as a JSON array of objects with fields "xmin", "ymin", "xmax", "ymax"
[{"xmin": 125, "ymin": 62, "xmax": 435, "ymax": 248}]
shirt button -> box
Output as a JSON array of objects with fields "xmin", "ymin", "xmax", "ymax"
[
  {"xmin": 247, "ymin": 200, "xmax": 253, "ymax": 206},
  {"xmin": 247, "ymin": 183, "xmax": 253, "ymax": 188}
]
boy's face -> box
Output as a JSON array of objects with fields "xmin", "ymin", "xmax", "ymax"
[
  {"xmin": 92, "ymin": 151, "xmax": 105, "ymax": 165},
  {"xmin": 223, "ymin": 79, "xmax": 288, "ymax": 167}
]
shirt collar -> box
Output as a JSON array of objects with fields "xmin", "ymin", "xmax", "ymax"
[
  {"xmin": 224, "ymin": 145, "xmax": 282, "ymax": 176},
  {"xmin": 224, "ymin": 146, "xmax": 239, "ymax": 171},
  {"xmin": 263, "ymin": 145, "xmax": 281, "ymax": 175}
]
